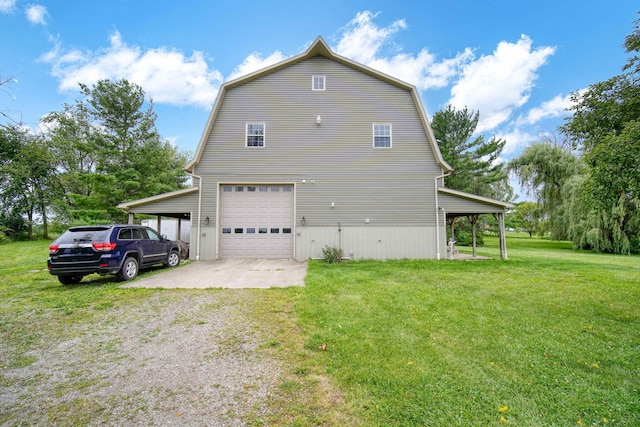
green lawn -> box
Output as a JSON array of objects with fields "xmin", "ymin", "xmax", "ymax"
[
  {"xmin": 294, "ymin": 236, "xmax": 639, "ymax": 426},
  {"xmin": 0, "ymin": 237, "xmax": 638, "ymax": 426}
]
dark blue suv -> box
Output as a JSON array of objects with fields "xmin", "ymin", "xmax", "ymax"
[{"xmin": 48, "ymin": 225, "xmax": 181, "ymax": 285}]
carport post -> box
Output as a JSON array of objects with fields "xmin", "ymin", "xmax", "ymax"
[
  {"xmin": 434, "ymin": 173, "xmax": 450, "ymax": 260},
  {"xmin": 494, "ymin": 212, "xmax": 508, "ymax": 260},
  {"xmin": 128, "ymin": 212, "xmax": 135, "ymax": 224}
]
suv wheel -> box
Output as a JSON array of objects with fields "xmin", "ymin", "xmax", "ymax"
[
  {"xmin": 58, "ymin": 275, "xmax": 83, "ymax": 285},
  {"xmin": 117, "ymin": 257, "xmax": 139, "ymax": 281},
  {"xmin": 165, "ymin": 250, "xmax": 180, "ymax": 268}
]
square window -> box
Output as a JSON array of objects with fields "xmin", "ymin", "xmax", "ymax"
[
  {"xmin": 373, "ymin": 123, "xmax": 392, "ymax": 148},
  {"xmin": 236, "ymin": 186, "xmax": 244, "ymax": 192},
  {"xmin": 248, "ymin": 186, "xmax": 256, "ymax": 192},
  {"xmin": 271, "ymin": 186, "xmax": 280, "ymax": 192},
  {"xmin": 283, "ymin": 186, "xmax": 292, "ymax": 192},
  {"xmin": 259, "ymin": 228, "xmax": 267, "ymax": 234},
  {"xmin": 247, "ymin": 228, "xmax": 256, "ymax": 234},
  {"xmin": 223, "ymin": 186, "xmax": 232, "ymax": 192},
  {"xmin": 234, "ymin": 228, "xmax": 243, "ymax": 234},
  {"xmin": 246, "ymin": 123, "xmax": 265, "ymax": 147},
  {"xmin": 222, "ymin": 228, "xmax": 231, "ymax": 234},
  {"xmin": 259, "ymin": 186, "xmax": 268, "ymax": 192},
  {"xmin": 271, "ymin": 228, "xmax": 280, "ymax": 234},
  {"xmin": 283, "ymin": 228, "xmax": 292, "ymax": 234},
  {"xmin": 312, "ymin": 75, "xmax": 325, "ymax": 91}
]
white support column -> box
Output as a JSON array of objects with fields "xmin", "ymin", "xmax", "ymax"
[{"xmin": 495, "ymin": 212, "xmax": 508, "ymax": 260}]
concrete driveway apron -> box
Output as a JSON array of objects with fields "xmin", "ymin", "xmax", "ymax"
[{"xmin": 120, "ymin": 259, "xmax": 307, "ymax": 289}]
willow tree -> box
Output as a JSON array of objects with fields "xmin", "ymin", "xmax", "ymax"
[
  {"xmin": 560, "ymin": 15, "xmax": 640, "ymax": 253},
  {"xmin": 508, "ymin": 142, "xmax": 585, "ymax": 240}
]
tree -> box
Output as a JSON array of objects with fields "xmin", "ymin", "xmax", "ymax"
[
  {"xmin": 560, "ymin": 15, "xmax": 640, "ymax": 253},
  {"xmin": 508, "ymin": 142, "xmax": 585, "ymax": 240},
  {"xmin": 431, "ymin": 105, "xmax": 510, "ymax": 200},
  {"xmin": 43, "ymin": 79, "xmax": 190, "ymax": 223},
  {"xmin": 431, "ymin": 105, "xmax": 512, "ymax": 246},
  {"xmin": 42, "ymin": 101, "xmax": 102, "ymax": 221},
  {"xmin": 0, "ymin": 125, "xmax": 60, "ymax": 239},
  {"xmin": 512, "ymin": 201, "xmax": 542, "ymax": 237}
]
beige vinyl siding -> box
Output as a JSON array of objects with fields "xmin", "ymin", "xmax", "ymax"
[{"xmin": 194, "ymin": 57, "xmax": 441, "ymax": 228}]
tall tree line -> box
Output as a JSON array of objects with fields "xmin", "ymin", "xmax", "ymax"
[
  {"xmin": 0, "ymin": 79, "xmax": 189, "ymax": 239},
  {"xmin": 510, "ymin": 16, "xmax": 640, "ymax": 254}
]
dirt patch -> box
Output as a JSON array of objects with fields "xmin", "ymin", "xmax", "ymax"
[{"xmin": 0, "ymin": 290, "xmax": 282, "ymax": 426}]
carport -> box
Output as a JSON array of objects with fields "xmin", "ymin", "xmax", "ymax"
[
  {"xmin": 437, "ymin": 187, "xmax": 514, "ymax": 260},
  {"xmin": 116, "ymin": 187, "xmax": 199, "ymax": 256}
]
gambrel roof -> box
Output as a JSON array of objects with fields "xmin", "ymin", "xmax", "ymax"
[{"xmin": 185, "ymin": 36, "xmax": 452, "ymax": 173}]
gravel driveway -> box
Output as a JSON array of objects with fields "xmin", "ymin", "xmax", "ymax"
[{"xmin": 1, "ymin": 290, "xmax": 282, "ymax": 426}]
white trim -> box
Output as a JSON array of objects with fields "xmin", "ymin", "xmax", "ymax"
[
  {"xmin": 438, "ymin": 187, "xmax": 515, "ymax": 208},
  {"xmin": 312, "ymin": 74, "xmax": 326, "ymax": 91},
  {"xmin": 373, "ymin": 123, "xmax": 392, "ymax": 148},
  {"xmin": 246, "ymin": 122, "xmax": 266, "ymax": 148}
]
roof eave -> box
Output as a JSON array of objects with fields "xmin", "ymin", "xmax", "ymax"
[
  {"xmin": 438, "ymin": 187, "xmax": 514, "ymax": 209},
  {"xmin": 117, "ymin": 187, "xmax": 199, "ymax": 210}
]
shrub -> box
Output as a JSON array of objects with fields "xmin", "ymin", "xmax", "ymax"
[{"xmin": 322, "ymin": 245, "xmax": 343, "ymax": 264}]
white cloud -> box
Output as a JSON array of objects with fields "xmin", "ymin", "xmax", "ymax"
[
  {"xmin": 495, "ymin": 127, "xmax": 540, "ymax": 157},
  {"xmin": 334, "ymin": 10, "xmax": 473, "ymax": 90},
  {"xmin": 449, "ymin": 35, "xmax": 555, "ymax": 133},
  {"xmin": 0, "ymin": 0, "xmax": 16, "ymax": 14},
  {"xmin": 41, "ymin": 31, "xmax": 222, "ymax": 108},
  {"xmin": 226, "ymin": 50, "xmax": 287, "ymax": 81},
  {"xmin": 335, "ymin": 11, "xmax": 406, "ymax": 64},
  {"xmin": 25, "ymin": 4, "xmax": 47, "ymax": 25},
  {"xmin": 517, "ymin": 93, "xmax": 575, "ymax": 126}
]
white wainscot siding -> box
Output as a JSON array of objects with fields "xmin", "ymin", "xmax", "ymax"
[{"xmin": 296, "ymin": 226, "xmax": 438, "ymax": 260}]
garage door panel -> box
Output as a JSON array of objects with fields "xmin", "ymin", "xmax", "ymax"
[{"xmin": 220, "ymin": 184, "xmax": 293, "ymax": 259}]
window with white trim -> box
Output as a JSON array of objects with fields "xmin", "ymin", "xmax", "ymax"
[
  {"xmin": 246, "ymin": 123, "xmax": 265, "ymax": 147},
  {"xmin": 373, "ymin": 123, "xmax": 392, "ymax": 148},
  {"xmin": 312, "ymin": 75, "xmax": 325, "ymax": 91}
]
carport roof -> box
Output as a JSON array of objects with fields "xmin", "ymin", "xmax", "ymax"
[
  {"xmin": 438, "ymin": 187, "xmax": 514, "ymax": 214},
  {"xmin": 116, "ymin": 187, "xmax": 198, "ymax": 210}
]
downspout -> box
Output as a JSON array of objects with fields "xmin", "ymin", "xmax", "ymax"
[
  {"xmin": 434, "ymin": 173, "xmax": 450, "ymax": 260},
  {"xmin": 188, "ymin": 172, "xmax": 203, "ymax": 261}
]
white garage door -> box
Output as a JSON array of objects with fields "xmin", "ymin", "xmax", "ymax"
[{"xmin": 220, "ymin": 184, "xmax": 294, "ymax": 259}]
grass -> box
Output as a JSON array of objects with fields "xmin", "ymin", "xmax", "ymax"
[
  {"xmin": 1, "ymin": 236, "xmax": 638, "ymax": 425},
  {"xmin": 292, "ymin": 236, "xmax": 640, "ymax": 426}
]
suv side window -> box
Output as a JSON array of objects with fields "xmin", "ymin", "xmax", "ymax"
[
  {"xmin": 118, "ymin": 229, "xmax": 133, "ymax": 240},
  {"xmin": 146, "ymin": 228, "xmax": 161, "ymax": 241},
  {"xmin": 134, "ymin": 228, "xmax": 146, "ymax": 240}
]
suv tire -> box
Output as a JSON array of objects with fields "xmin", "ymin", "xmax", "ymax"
[
  {"xmin": 58, "ymin": 275, "xmax": 84, "ymax": 285},
  {"xmin": 165, "ymin": 250, "xmax": 180, "ymax": 268},
  {"xmin": 117, "ymin": 256, "xmax": 139, "ymax": 281}
]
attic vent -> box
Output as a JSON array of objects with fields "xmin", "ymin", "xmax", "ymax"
[{"xmin": 312, "ymin": 75, "xmax": 325, "ymax": 91}]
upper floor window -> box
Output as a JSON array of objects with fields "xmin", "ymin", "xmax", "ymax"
[
  {"xmin": 373, "ymin": 123, "xmax": 392, "ymax": 148},
  {"xmin": 312, "ymin": 75, "xmax": 325, "ymax": 91},
  {"xmin": 246, "ymin": 123, "xmax": 265, "ymax": 147}
]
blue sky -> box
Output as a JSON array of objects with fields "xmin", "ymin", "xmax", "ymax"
[{"xmin": 1, "ymin": 0, "xmax": 637, "ymax": 199}]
